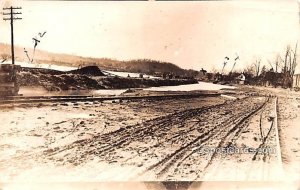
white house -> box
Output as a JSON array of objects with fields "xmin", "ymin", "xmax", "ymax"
[{"xmin": 237, "ymin": 73, "xmax": 246, "ymax": 85}]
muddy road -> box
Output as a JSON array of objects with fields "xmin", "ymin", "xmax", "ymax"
[{"xmin": 0, "ymin": 94, "xmax": 282, "ymax": 181}]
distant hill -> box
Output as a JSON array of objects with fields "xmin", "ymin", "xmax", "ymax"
[{"xmin": 0, "ymin": 43, "xmax": 195, "ymax": 76}]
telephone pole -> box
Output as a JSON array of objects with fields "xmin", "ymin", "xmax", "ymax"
[{"xmin": 3, "ymin": 6, "xmax": 22, "ymax": 65}]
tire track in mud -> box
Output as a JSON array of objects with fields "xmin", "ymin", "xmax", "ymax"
[
  {"xmin": 173, "ymin": 116, "xmax": 252, "ymax": 179},
  {"xmin": 197, "ymin": 98, "xmax": 270, "ymax": 180},
  {"xmin": 0, "ymin": 99, "xmax": 228, "ymax": 169},
  {"xmin": 252, "ymin": 97, "xmax": 277, "ymax": 163},
  {"xmin": 1, "ymin": 96, "xmax": 270, "ymax": 181},
  {"xmin": 198, "ymin": 97, "xmax": 278, "ymax": 181},
  {"xmin": 38, "ymin": 97, "xmax": 268, "ymax": 177},
  {"xmin": 138, "ymin": 97, "xmax": 269, "ymax": 180},
  {"xmin": 43, "ymin": 102, "xmax": 229, "ymax": 158}
]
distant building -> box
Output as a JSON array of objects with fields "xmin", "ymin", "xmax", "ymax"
[
  {"xmin": 236, "ymin": 73, "xmax": 246, "ymax": 85},
  {"xmin": 293, "ymin": 74, "xmax": 300, "ymax": 89}
]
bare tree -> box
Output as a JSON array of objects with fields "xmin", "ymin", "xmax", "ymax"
[
  {"xmin": 260, "ymin": 65, "xmax": 267, "ymax": 76},
  {"xmin": 279, "ymin": 44, "xmax": 298, "ymax": 76},
  {"xmin": 277, "ymin": 43, "xmax": 298, "ymax": 87},
  {"xmin": 290, "ymin": 43, "xmax": 297, "ymax": 76},
  {"xmin": 267, "ymin": 54, "xmax": 282, "ymax": 73},
  {"xmin": 253, "ymin": 59, "xmax": 261, "ymax": 77},
  {"xmin": 283, "ymin": 45, "xmax": 290, "ymax": 74},
  {"xmin": 275, "ymin": 55, "xmax": 280, "ymax": 73},
  {"xmin": 243, "ymin": 64, "xmax": 255, "ymax": 77},
  {"xmin": 267, "ymin": 59, "xmax": 274, "ymax": 71},
  {"xmin": 211, "ymin": 66, "xmax": 218, "ymax": 74}
]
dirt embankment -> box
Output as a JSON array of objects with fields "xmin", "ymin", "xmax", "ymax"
[{"xmin": 18, "ymin": 66, "xmax": 198, "ymax": 91}]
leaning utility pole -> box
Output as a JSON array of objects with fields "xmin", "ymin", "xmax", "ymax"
[{"xmin": 3, "ymin": 6, "xmax": 22, "ymax": 65}]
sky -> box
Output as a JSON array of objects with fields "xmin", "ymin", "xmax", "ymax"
[{"xmin": 0, "ymin": 0, "xmax": 299, "ymax": 73}]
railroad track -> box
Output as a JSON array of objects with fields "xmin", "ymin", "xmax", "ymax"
[{"xmin": 0, "ymin": 92, "xmax": 221, "ymax": 106}]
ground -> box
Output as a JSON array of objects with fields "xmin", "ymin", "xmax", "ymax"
[{"xmin": 0, "ymin": 86, "xmax": 299, "ymax": 185}]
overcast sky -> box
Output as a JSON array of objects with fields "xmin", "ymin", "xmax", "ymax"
[{"xmin": 0, "ymin": 0, "xmax": 299, "ymax": 72}]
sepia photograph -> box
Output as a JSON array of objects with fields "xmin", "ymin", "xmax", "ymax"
[{"xmin": 0, "ymin": 0, "xmax": 300, "ymax": 189}]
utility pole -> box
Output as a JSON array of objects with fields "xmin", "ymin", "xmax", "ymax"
[{"xmin": 3, "ymin": 6, "xmax": 22, "ymax": 65}]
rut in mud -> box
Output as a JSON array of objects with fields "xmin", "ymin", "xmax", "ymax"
[{"xmin": 27, "ymin": 96, "xmax": 269, "ymax": 180}]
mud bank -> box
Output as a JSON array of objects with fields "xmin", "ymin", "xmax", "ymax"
[{"xmin": 18, "ymin": 67, "xmax": 198, "ymax": 91}]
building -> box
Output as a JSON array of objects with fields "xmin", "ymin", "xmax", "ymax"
[
  {"xmin": 236, "ymin": 73, "xmax": 246, "ymax": 85},
  {"xmin": 0, "ymin": 64, "xmax": 20, "ymax": 96},
  {"xmin": 293, "ymin": 74, "xmax": 300, "ymax": 89}
]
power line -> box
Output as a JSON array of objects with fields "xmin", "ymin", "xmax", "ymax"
[{"xmin": 2, "ymin": 6, "xmax": 22, "ymax": 65}]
